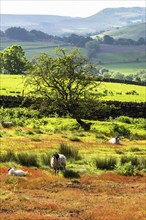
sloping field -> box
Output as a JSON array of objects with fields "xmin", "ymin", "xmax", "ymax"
[{"xmin": 97, "ymin": 23, "xmax": 146, "ymax": 40}]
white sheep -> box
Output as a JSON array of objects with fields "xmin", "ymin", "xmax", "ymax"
[
  {"xmin": 50, "ymin": 153, "xmax": 66, "ymax": 175},
  {"xmin": 8, "ymin": 167, "xmax": 26, "ymax": 176},
  {"xmin": 109, "ymin": 136, "xmax": 120, "ymax": 144}
]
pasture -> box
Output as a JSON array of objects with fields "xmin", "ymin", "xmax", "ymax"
[
  {"xmin": 0, "ymin": 115, "xmax": 146, "ymax": 220},
  {"xmin": 1, "ymin": 39, "xmax": 145, "ymax": 72},
  {"xmin": 105, "ymin": 62, "xmax": 146, "ymax": 75},
  {"xmin": 0, "ymin": 74, "xmax": 145, "ymax": 102}
]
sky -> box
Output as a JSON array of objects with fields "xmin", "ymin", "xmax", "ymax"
[{"xmin": 1, "ymin": 0, "xmax": 145, "ymax": 17}]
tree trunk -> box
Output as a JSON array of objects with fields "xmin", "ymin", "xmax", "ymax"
[{"xmin": 76, "ymin": 118, "xmax": 92, "ymax": 131}]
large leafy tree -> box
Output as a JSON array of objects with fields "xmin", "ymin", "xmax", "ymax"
[
  {"xmin": 26, "ymin": 48, "xmax": 99, "ymax": 130},
  {"xmin": 2, "ymin": 44, "xmax": 30, "ymax": 74}
]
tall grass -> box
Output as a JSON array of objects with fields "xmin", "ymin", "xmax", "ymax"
[
  {"xmin": 59, "ymin": 143, "xmax": 81, "ymax": 160},
  {"xmin": 95, "ymin": 156, "xmax": 117, "ymax": 170}
]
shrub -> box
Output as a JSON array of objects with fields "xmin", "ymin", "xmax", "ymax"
[
  {"xmin": 115, "ymin": 162, "xmax": 139, "ymax": 176},
  {"xmin": 62, "ymin": 169, "xmax": 80, "ymax": 178},
  {"xmin": 59, "ymin": 143, "xmax": 81, "ymax": 160},
  {"xmin": 120, "ymin": 154, "xmax": 139, "ymax": 166},
  {"xmin": 95, "ymin": 156, "xmax": 117, "ymax": 170},
  {"xmin": 115, "ymin": 116, "xmax": 133, "ymax": 124},
  {"xmin": 15, "ymin": 128, "xmax": 25, "ymax": 136},
  {"xmin": 112, "ymin": 124, "xmax": 131, "ymax": 137},
  {"xmin": 17, "ymin": 152, "xmax": 39, "ymax": 167}
]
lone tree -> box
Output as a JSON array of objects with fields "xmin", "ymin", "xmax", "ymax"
[
  {"xmin": 25, "ymin": 48, "xmax": 99, "ymax": 130},
  {"xmin": 1, "ymin": 44, "xmax": 30, "ymax": 74}
]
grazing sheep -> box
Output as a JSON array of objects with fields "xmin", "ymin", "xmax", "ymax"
[
  {"xmin": 8, "ymin": 167, "xmax": 26, "ymax": 176},
  {"xmin": 109, "ymin": 136, "xmax": 120, "ymax": 144},
  {"xmin": 50, "ymin": 153, "xmax": 66, "ymax": 175}
]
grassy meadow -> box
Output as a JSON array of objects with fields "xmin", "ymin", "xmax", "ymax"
[
  {"xmin": 0, "ymin": 74, "xmax": 145, "ymax": 102},
  {"xmin": 0, "ymin": 114, "xmax": 146, "ymax": 220},
  {"xmin": 0, "ymin": 39, "xmax": 146, "ymax": 220},
  {"xmin": 105, "ymin": 62, "xmax": 146, "ymax": 75}
]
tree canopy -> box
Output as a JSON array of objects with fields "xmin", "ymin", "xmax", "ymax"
[
  {"xmin": 1, "ymin": 44, "xmax": 30, "ymax": 74},
  {"xmin": 25, "ymin": 48, "xmax": 98, "ymax": 128}
]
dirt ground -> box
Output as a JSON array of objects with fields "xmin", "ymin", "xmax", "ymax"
[{"xmin": 0, "ymin": 166, "xmax": 146, "ymax": 220}]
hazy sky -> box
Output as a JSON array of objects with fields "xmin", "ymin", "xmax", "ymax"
[{"xmin": 1, "ymin": 0, "xmax": 145, "ymax": 17}]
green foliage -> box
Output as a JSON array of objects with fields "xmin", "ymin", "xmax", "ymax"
[
  {"xmin": 59, "ymin": 143, "xmax": 81, "ymax": 160},
  {"xmin": 120, "ymin": 154, "xmax": 139, "ymax": 166},
  {"xmin": 25, "ymin": 48, "xmax": 97, "ymax": 118},
  {"xmin": 112, "ymin": 123, "xmax": 131, "ymax": 137},
  {"xmin": 1, "ymin": 44, "xmax": 30, "ymax": 74},
  {"xmin": 40, "ymin": 152, "xmax": 51, "ymax": 166},
  {"xmin": 115, "ymin": 162, "xmax": 139, "ymax": 176},
  {"xmin": 0, "ymin": 150, "xmax": 17, "ymax": 163},
  {"xmin": 115, "ymin": 116, "xmax": 133, "ymax": 124},
  {"xmin": 62, "ymin": 169, "xmax": 80, "ymax": 178},
  {"xmin": 69, "ymin": 136, "xmax": 81, "ymax": 142},
  {"xmin": 17, "ymin": 152, "xmax": 39, "ymax": 167},
  {"xmin": 95, "ymin": 156, "xmax": 117, "ymax": 170}
]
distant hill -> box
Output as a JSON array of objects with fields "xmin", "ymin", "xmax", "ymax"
[
  {"xmin": 96, "ymin": 23, "xmax": 146, "ymax": 40},
  {"xmin": 1, "ymin": 7, "xmax": 145, "ymax": 36}
]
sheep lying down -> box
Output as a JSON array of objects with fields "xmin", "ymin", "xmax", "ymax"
[
  {"xmin": 50, "ymin": 153, "xmax": 66, "ymax": 175},
  {"xmin": 109, "ymin": 136, "xmax": 120, "ymax": 144},
  {"xmin": 8, "ymin": 167, "xmax": 26, "ymax": 176}
]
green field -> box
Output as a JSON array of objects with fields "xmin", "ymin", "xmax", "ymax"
[
  {"xmin": 0, "ymin": 74, "xmax": 145, "ymax": 102},
  {"xmin": 104, "ymin": 62, "xmax": 146, "ymax": 75},
  {"xmin": 0, "ymin": 39, "xmax": 83, "ymax": 60}
]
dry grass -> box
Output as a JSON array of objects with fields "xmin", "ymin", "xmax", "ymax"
[{"xmin": 0, "ymin": 127, "xmax": 146, "ymax": 219}]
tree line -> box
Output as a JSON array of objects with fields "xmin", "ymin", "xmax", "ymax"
[{"xmin": 1, "ymin": 27, "xmax": 145, "ymax": 47}]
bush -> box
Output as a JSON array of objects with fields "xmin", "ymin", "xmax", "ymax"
[
  {"xmin": 115, "ymin": 116, "xmax": 132, "ymax": 124},
  {"xmin": 112, "ymin": 124, "xmax": 131, "ymax": 137},
  {"xmin": 62, "ymin": 169, "xmax": 80, "ymax": 178},
  {"xmin": 120, "ymin": 154, "xmax": 139, "ymax": 166},
  {"xmin": 17, "ymin": 152, "xmax": 39, "ymax": 167},
  {"xmin": 115, "ymin": 162, "xmax": 139, "ymax": 176},
  {"xmin": 59, "ymin": 143, "xmax": 81, "ymax": 160},
  {"xmin": 95, "ymin": 156, "xmax": 117, "ymax": 170}
]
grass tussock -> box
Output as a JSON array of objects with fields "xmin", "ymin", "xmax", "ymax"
[
  {"xmin": 59, "ymin": 143, "xmax": 81, "ymax": 160},
  {"xmin": 95, "ymin": 156, "xmax": 117, "ymax": 170}
]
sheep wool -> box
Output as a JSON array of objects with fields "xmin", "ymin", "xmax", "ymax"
[
  {"xmin": 109, "ymin": 136, "xmax": 120, "ymax": 144},
  {"xmin": 8, "ymin": 167, "xmax": 26, "ymax": 176},
  {"xmin": 50, "ymin": 153, "xmax": 66, "ymax": 174}
]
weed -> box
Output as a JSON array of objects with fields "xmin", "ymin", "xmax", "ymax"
[
  {"xmin": 69, "ymin": 136, "xmax": 81, "ymax": 142},
  {"xmin": 62, "ymin": 169, "xmax": 80, "ymax": 178},
  {"xmin": 59, "ymin": 143, "xmax": 81, "ymax": 160},
  {"xmin": 129, "ymin": 147, "xmax": 141, "ymax": 152},
  {"xmin": 112, "ymin": 123, "xmax": 131, "ymax": 137},
  {"xmin": 115, "ymin": 162, "xmax": 139, "ymax": 176},
  {"xmin": 19, "ymin": 196, "xmax": 29, "ymax": 201},
  {"xmin": 0, "ymin": 150, "xmax": 17, "ymax": 163},
  {"xmin": 41, "ymin": 152, "xmax": 51, "ymax": 166},
  {"xmin": 120, "ymin": 154, "xmax": 139, "ymax": 166},
  {"xmin": 17, "ymin": 152, "xmax": 39, "ymax": 167},
  {"xmin": 31, "ymin": 136, "xmax": 41, "ymax": 142},
  {"xmin": 95, "ymin": 156, "xmax": 117, "ymax": 170}
]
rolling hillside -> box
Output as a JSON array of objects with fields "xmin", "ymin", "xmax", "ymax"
[
  {"xmin": 1, "ymin": 7, "xmax": 145, "ymax": 36},
  {"xmin": 96, "ymin": 23, "xmax": 146, "ymax": 40}
]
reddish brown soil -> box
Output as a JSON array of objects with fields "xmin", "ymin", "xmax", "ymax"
[{"xmin": 0, "ymin": 166, "xmax": 145, "ymax": 220}]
